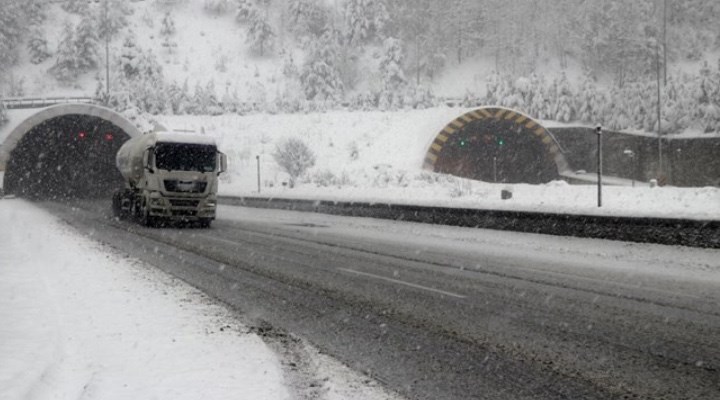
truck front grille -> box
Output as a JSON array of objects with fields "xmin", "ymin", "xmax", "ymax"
[
  {"xmin": 169, "ymin": 199, "xmax": 200, "ymax": 207},
  {"xmin": 164, "ymin": 180, "xmax": 207, "ymax": 193}
]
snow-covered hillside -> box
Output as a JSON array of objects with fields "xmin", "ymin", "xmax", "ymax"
[{"xmin": 2, "ymin": 0, "xmax": 720, "ymax": 136}]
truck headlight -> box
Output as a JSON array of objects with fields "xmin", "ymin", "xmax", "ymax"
[
  {"xmin": 150, "ymin": 198, "xmax": 164, "ymax": 206},
  {"xmin": 206, "ymin": 199, "xmax": 217, "ymax": 207}
]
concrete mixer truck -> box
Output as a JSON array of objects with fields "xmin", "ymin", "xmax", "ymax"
[{"xmin": 112, "ymin": 132, "xmax": 227, "ymax": 228}]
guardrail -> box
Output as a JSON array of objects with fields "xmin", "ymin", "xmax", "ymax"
[
  {"xmin": 1, "ymin": 96, "xmax": 100, "ymax": 110},
  {"xmin": 219, "ymin": 196, "xmax": 720, "ymax": 249}
]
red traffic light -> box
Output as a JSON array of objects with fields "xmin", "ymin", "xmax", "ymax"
[
  {"xmin": 104, "ymin": 132, "xmax": 114, "ymax": 141},
  {"xmin": 78, "ymin": 131, "xmax": 87, "ymax": 139}
]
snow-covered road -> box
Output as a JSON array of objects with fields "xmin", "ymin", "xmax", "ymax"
[
  {"xmin": 0, "ymin": 200, "xmax": 290, "ymax": 400},
  {"xmin": 0, "ymin": 199, "xmax": 401, "ymax": 400}
]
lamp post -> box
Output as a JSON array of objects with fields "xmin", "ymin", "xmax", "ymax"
[
  {"xmin": 493, "ymin": 156, "xmax": 497, "ymax": 183},
  {"xmin": 256, "ymin": 155, "xmax": 261, "ymax": 194},
  {"xmin": 596, "ymin": 126, "xmax": 603, "ymax": 208},
  {"xmin": 616, "ymin": 35, "xmax": 664, "ymax": 180},
  {"xmin": 623, "ymin": 148, "xmax": 636, "ymax": 187}
]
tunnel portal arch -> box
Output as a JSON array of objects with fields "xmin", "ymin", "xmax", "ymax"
[
  {"xmin": 423, "ymin": 107, "xmax": 570, "ymax": 184},
  {"xmin": 1, "ymin": 104, "xmax": 141, "ymax": 198}
]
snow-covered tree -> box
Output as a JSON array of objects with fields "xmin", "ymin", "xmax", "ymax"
[
  {"xmin": 97, "ymin": 0, "xmax": 131, "ymax": 43},
  {"xmin": 75, "ymin": 15, "xmax": 100, "ymax": 71},
  {"xmin": 273, "ymin": 137, "xmax": 316, "ymax": 188},
  {"xmin": 282, "ymin": 52, "xmax": 299, "ymax": 78},
  {"xmin": 235, "ymin": 0, "xmax": 256, "ymax": 22},
  {"xmin": 0, "ymin": 100, "xmax": 8, "ymax": 126},
  {"xmin": 6, "ymin": 73, "xmax": 25, "ymax": 97},
  {"xmin": 49, "ymin": 22, "xmax": 79, "ymax": 84},
  {"xmin": 204, "ymin": 0, "xmax": 231, "ymax": 15},
  {"xmin": 27, "ymin": 27, "xmax": 51, "ymax": 64},
  {"xmin": 288, "ymin": 0, "xmax": 328, "ymax": 37},
  {"xmin": 0, "ymin": 1, "xmax": 25, "ymax": 68},
  {"xmin": 160, "ymin": 12, "xmax": 177, "ymax": 54},
  {"xmin": 344, "ymin": 0, "xmax": 389, "ymax": 45},
  {"xmin": 22, "ymin": 0, "xmax": 47, "ymax": 27},
  {"xmin": 552, "ymin": 73, "xmax": 575, "ymax": 122},
  {"xmin": 575, "ymin": 71, "xmax": 604, "ymax": 124},
  {"xmin": 300, "ymin": 29, "xmax": 344, "ymax": 102},
  {"xmin": 118, "ymin": 35, "xmax": 142, "ymax": 79},
  {"xmin": 246, "ymin": 8, "xmax": 275, "ymax": 56},
  {"xmin": 61, "ymin": 0, "xmax": 87, "ymax": 15},
  {"xmin": 377, "ymin": 37, "xmax": 407, "ymax": 109},
  {"xmin": 160, "ymin": 12, "xmax": 176, "ymax": 36}
]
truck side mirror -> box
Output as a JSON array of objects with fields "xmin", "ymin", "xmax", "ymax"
[
  {"xmin": 144, "ymin": 148, "xmax": 155, "ymax": 174},
  {"xmin": 218, "ymin": 152, "xmax": 227, "ymax": 175}
]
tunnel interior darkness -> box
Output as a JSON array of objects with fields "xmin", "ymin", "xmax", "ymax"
[
  {"xmin": 433, "ymin": 117, "xmax": 559, "ymax": 184},
  {"xmin": 4, "ymin": 114, "xmax": 131, "ymax": 199}
]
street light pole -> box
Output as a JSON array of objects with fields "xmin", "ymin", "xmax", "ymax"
[
  {"xmin": 596, "ymin": 126, "xmax": 603, "ymax": 208},
  {"xmin": 493, "ymin": 156, "xmax": 497, "ymax": 183},
  {"xmin": 256, "ymin": 155, "xmax": 261, "ymax": 194},
  {"xmin": 655, "ymin": 40, "xmax": 663, "ymax": 179},
  {"xmin": 103, "ymin": 0, "xmax": 110, "ymax": 103}
]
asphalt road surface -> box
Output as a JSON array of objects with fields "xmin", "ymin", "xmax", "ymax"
[{"xmin": 42, "ymin": 200, "xmax": 720, "ymax": 400}]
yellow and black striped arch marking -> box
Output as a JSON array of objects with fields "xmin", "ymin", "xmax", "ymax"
[{"xmin": 423, "ymin": 107, "xmax": 559, "ymax": 171}]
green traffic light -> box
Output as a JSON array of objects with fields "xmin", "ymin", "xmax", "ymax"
[{"xmin": 498, "ymin": 138, "xmax": 505, "ymax": 146}]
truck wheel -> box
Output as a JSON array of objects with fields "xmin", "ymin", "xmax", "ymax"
[
  {"xmin": 112, "ymin": 190, "xmax": 131, "ymax": 220},
  {"xmin": 137, "ymin": 198, "xmax": 155, "ymax": 227},
  {"xmin": 112, "ymin": 192, "xmax": 122, "ymax": 219},
  {"xmin": 199, "ymin": 219, "xmax": 212, "ymax": 229}
]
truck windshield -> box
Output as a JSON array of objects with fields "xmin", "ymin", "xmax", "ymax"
[{"xmin": 154, "ymin": 143, "xmax": 216, "ymax": 172}]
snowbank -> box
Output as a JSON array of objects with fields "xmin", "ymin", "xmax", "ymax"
[
  {"xmin": 158, "ymin": 111, "xmax": 720, "ymax": 221},
  {"xmin": 0, "ymin": 199, "xmax": 290, "ymax": 400}
]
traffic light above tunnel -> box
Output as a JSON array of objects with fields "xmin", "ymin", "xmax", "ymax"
[{"xmin": 424, "ymin": 107, "xmax": 567, "ymax": 184}]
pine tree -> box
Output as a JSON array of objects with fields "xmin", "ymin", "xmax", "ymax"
[
  {"xmin": 160, "ymin": 12, "xmax": 176, "ymax": 36},
  {"xmin": 119, "ymin": 35, "xmax": 142, "ymax": 79},
  {"xmin": 553, "ymin": 73, "xmax": 575, "ymax": 122},
  {"xmin": 28, "ymin": 27, "xmax": 51, "ymax": 64},
  {"xmin": 160, "ymin": 12, "xmax": 177, "ymax": 54},
  {"xmin": 527, "ymin": 73, "xmax": 547, "ymax": 120},
  {"xmin": 22, "ymin": 0, "xmax": 47, "ymax": 27},
  {"xmin": 75, "ymin": 15, "xmax": 100, "ymax": 71},
  {"xmin": 49, "ymin": 22, "xmax": 79, "ymax": 84},
  {"xmin": 61, "ymin": 0, "xmax": 87, "ymax": 15},
  {"xmin": 97, "ymin": 0, "xmax": 131, "ymax": 43},
  {"xmin": 300, "ymin": 29, "xmax": 344, "ymax": 102},
  {"xmin": 344, "ymin": 0, "xmax": 389, "ymax": 45},
  {"xmin": 0, "ymin": 0, "xmax": 25, "ymax": 68},
  {"xmin": 0, "ymin": 99, "xmax": 8, "ymax": 126},
  {"xmin": 288, "ymin": 0, "xmax": 328, "ymax": 37},
  {"xmin": 204, "ymin": 0, "xmax": 230, "ymax": 15},
  {"xmin": 378, "ymin": 37, "xmax": 407, "ymax": 109},
  {"xmin": 246, "ymin": 8, "xmax": 275, "ymax": 56},
  {"xmin": 235, "ymin": 0, "xmax": 256, "ymax": 23},
  {"xmin": 205, "ymin": 79, "xmax": 223, "ymax": 115},
  {"xmin": 575, "ymin": 71, "xmax": 603, "ymax": 123}
]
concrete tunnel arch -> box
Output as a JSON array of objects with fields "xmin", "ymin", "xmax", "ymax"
[
  {"xmin": 423, "ymin": 107, "xmax": 570, "ymax": 184},
  {"xmin": 1, "ymin": 104, "xmax": 142, "ymax": 199}
]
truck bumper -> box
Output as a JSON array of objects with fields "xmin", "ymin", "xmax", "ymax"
[{"xmin": 148, "ymin": 197, "xmax": 216, "ymax": 220}]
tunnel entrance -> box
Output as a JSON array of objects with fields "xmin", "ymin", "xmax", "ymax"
[
  {"xmin": 4, "ymin": 114, "xmax": 131, "ymax": 199},
  {"xmin": 424, "ymin": 107, "xmax": 568, "ymax": 184}
]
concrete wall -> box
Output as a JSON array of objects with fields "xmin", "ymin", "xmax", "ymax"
[{"xmin": 551, "ymin": 127, "xmax": 720, "ymax": 187}]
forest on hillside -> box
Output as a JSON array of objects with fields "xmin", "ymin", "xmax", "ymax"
[{"xmin": 1, "ymin": 0, "xmax": 720, "ymax": 133}]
